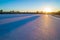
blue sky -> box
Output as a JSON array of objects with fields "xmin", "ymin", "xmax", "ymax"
[{"xmin": 0, "ymin": 0, "xmax": 60, "ymax": 12}]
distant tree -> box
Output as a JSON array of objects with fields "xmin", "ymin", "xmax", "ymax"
[
  {"xmin": 57, "ymin": 11, "xmax": 60, "ymax": 15},
  {"xmin": 36, "ymin": 11, "xmax": 39, "ymax": 14},
  {"xmin": 0, "ymin": 10, "xmax": 3, "ymax": 13},
  {"xmin": 10, "ymin": 10, "xmax": 15, "ymax": 13},
  {"xmin": 16, "ymin": 11, "xmax": 20, "ymax": 13}
]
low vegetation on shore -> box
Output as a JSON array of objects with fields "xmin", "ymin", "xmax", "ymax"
[{"xmin": 0, "ymin": 10, "xmax": 60, "ymax": 15}]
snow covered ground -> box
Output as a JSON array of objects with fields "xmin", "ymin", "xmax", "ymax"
[{"xmin": 0, "ymin": 14, "xmax": 60, "ymax": 40}]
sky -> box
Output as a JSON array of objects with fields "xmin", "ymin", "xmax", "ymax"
[{"xmin": 0, "ymin": 0, "xmax": 60, "ymax": 12}]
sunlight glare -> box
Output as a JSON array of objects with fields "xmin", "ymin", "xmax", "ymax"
[{"xmin": 43, "ymin": 7, "xmax": 53, "ymax": 12}]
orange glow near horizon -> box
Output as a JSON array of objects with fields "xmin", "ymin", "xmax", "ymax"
[
  {"xmin": 40, "ymin": 6, "xmax": 59, "ymax": 12},
  {"xmin": 43, "ymin": 7, "xmax": 53, "ymax": 12}
]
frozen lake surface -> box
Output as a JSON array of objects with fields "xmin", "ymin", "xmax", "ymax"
[{"xmin": 0, "ymin": 14, "xmax": 60, "ymax": 40}]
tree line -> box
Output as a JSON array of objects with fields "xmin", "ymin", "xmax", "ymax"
[{"xmin": 0, "ymin": 9, "xmax": 60, "ymax": 15}]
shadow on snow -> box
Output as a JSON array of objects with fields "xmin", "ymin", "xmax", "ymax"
[{"xmin": 0, "ymin": 16, "xmax": 39, "ymax": 37}]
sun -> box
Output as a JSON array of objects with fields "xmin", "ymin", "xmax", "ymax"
[{"xmin": 43, "ymin": 7, "xmax": 53, "ymax": 12}]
